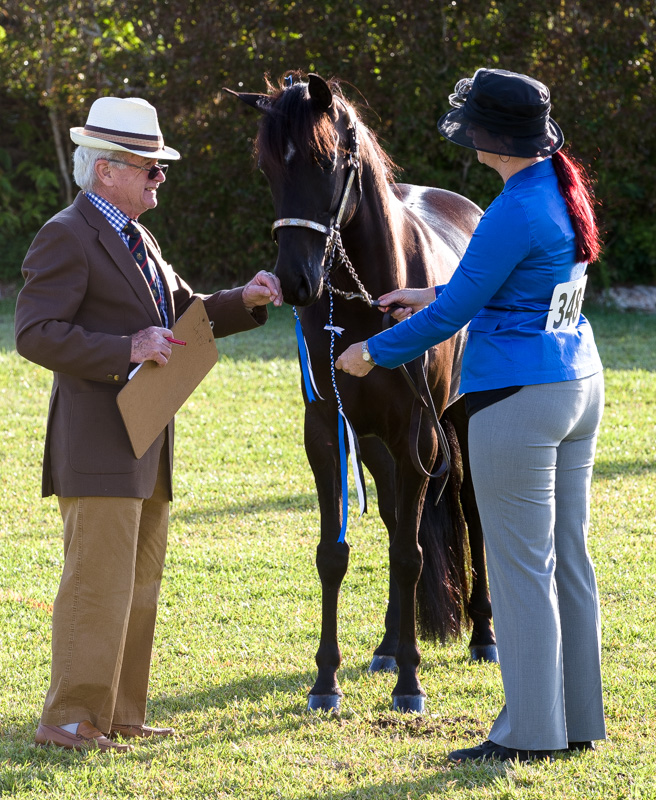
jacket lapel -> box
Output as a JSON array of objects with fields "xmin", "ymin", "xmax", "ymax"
[{"xmin": 74, "ymin": 193, "xmax": 163, "ymax": 326}]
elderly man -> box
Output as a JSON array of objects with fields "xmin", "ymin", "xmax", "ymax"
[{"xmin": 15, "ymin": 97, "xmax": 281, "ymax": 753}]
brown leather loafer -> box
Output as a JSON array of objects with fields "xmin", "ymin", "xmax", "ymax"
[
  {"xmin": 110, "ymin": 723, "xmax": 175, "ymax": 739},
  {"xmin": 35, "ymin": 721, "xmax": 133, "ymax": 753}
]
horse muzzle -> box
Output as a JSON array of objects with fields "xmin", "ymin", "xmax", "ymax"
[
  {"xmin": 273, "ymin": 227, "xmax": 330, "ymax": 306},
  {"xmin": 277, "ymin": 265, "xmax": 324, "ymax": 307}
]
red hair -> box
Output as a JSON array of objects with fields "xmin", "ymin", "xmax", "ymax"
[{"xmin": 552, "ymin": 149, "xmax": 602, "ymax": 264}]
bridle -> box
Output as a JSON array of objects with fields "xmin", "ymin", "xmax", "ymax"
[{"xmin": 270, "ymin": 101, "xmax": 375, "ymax": 306}]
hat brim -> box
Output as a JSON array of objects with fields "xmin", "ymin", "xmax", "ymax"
[
  {"xmin": 437, "ymin": 108, "xmax": 564, "ymax": 158},
  {"xmin": 70, "ymin": 128, "xmax": 181, "ymax": 160}
]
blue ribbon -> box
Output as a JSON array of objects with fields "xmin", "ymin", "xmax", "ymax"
[
  {"xmin": 336, "ymin": 409, "xmax": 368, "ymax": 543},
  {"xmin": 337, "ymin": 412, "xmax": 350, "ymax": 543},
  {"xmin": 294, "ymin": 312, "xmax": 323, "ymax": 403}
]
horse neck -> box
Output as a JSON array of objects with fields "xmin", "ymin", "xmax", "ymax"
[{"xmin": 341, "ymin": 161, "xmax": 410, "ymax": 295}]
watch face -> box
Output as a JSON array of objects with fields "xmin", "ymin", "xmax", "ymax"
[{"xmin": 362, "ymin": 343, "xmax": 371, "ymax": 361}]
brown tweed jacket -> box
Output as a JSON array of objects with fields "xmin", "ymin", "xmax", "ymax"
[{"xmin": 15, "ymin": 192, "xmax": 265, "ymax": 499}]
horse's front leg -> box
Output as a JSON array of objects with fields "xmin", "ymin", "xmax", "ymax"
[
  {"xmin": 358, "ymin": 436, "xmax": 400, "ymax": 674},
  {"xmin": 389, "ymin": 462, "xmax": 431, "ymax": 713},
  {"xmin": 304, "ymin": 409, "xmax": 350, "ymax": 711}
]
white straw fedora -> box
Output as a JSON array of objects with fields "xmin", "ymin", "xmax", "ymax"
[{"xmin": 70, "ymin": 97, "xmax": 181, "ymax": 160}]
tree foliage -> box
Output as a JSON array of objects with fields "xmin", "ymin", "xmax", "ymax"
[{"xmin": 1, "ymin": 0, "xmax": 654, "ymax": 287}]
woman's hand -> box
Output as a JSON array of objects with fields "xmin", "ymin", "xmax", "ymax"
[
  {"xmin": 377, "ymin": 286, "xmax": 435, "ymax": 320},
  {"xmin": 335, "ymin": 342, "xmax": 374, "ymax": 378}
]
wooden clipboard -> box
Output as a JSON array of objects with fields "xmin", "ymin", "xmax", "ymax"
[{"xmin": 117, "ymin": 297, "xmax": 218, "ymax": 458}]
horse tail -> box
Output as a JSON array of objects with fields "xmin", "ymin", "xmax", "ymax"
[{"xmin": 416, "ymin": 415, "xmax": 471, "ymax": 643}]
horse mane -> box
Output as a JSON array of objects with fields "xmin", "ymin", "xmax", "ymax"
[{"xmin": 255, "ymin": 75, "xmax": 398, "ymax": 184}]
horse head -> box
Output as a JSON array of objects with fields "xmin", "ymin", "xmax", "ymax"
[{"xmin": 225, "ymin": 73, "xmax": 363, "ymax": 306}]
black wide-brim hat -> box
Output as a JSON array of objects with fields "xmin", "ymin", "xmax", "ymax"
[{"xmin": 437, "ymin": 68, "xmax": 564, "ymax": 158}]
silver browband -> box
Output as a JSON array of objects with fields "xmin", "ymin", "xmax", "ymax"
[{"xmin": 271, "ymin": 218, "xmax": 333, "ymax": 239}]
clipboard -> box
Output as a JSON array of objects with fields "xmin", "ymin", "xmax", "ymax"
[{"xmin": 117, "ymin": 297, "xmax": 218, "ymax": 458}]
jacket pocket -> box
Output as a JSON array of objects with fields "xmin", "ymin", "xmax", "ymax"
[
  {"xmin": 467, "ymin": 314, "xmax": 503, "ymax": 333},
  {"xmin": 69, "ymin": 392, "xmax": 138, "ymax": 475}
]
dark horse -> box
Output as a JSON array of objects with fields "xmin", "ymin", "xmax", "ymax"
[{"xmin": 227, "ymin": 73, "xmax": 497, "ymax": 712}]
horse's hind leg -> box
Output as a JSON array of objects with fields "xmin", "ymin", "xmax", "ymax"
[
  {"xmin": 447, "ymin": 397, "xmax": 498, "ymax": 663},
  {"xmin": 304, "ymin": 411, "xmax": 350, "ymax": 711},
  {"xmin": 358, "ymin": 437, "xmax": 399, "ymax": 674}
]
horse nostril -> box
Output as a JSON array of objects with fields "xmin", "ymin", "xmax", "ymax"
[
  {"xmin": 296, "ymin": 275, "xmax": 312, "ymax": 306},
  {"xmin": 277, "ymin": 266, "xmax": 321, "ymax": 307}
]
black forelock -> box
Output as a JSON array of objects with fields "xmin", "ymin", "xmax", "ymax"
[
  {"xmin": 254, "ymin": 78, "xmax": 398, "ymax": 186},
  {"xmin": 255, "ymin": 80, "xmax": 343, "ymax": 178}
]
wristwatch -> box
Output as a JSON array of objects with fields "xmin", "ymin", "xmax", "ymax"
[{"xmin": 361, "ymin": 341, "xmax": 376, "ymax": 365}]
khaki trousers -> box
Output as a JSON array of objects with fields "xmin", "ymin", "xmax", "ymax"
[{"xmin": 41, "ymin": 445, "xmax": 170, "ymax": 734}]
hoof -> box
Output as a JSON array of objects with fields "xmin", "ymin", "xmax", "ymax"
[
  {"xmin": 469, "ymin": 643, "xmax": 499, "ymax": 663},
  {"xmin": 368, "ymin": 654, "xmax": 398, "ymax": 674},
  {"xmin": 307, "ymin": 693, "xmax": 342, "ymax": 712},
  {"xmin": 392, "ymin": 694, "xmax": 425, "ymax": 714}
]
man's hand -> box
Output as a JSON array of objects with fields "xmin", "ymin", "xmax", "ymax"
[
  {"xmin": 130, "ymin": 327, "xmax": 173, "ymax": 366},
  {"xmin": 335, "ymin": 342, "xmax": 375, "ymax": 378},
  {"xmin": 377, "ymin": 286, "xmax": 435, "ymax": 320},
  {"xmin": 242, "ymin": 270, "xmax": 283, "ymax": 309}
]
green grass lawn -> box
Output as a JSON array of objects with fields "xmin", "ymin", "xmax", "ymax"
[{"xmin": 1, "ymin": 297, "xmax": 655, "ymax": 799}]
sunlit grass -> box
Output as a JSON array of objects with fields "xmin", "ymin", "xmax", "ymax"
[{"xmin": 1, "ymin": 299, "xmax": 655, "ymax": 798}]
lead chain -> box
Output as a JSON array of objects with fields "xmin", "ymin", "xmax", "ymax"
[{"xmin": 323, "ymin": 230, "xmax": 374, "ymax": 307}]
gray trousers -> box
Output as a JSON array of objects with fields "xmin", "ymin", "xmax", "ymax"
[{"xmin": 468, "ymin": 373, "xmax": 606, "ymax": 750}]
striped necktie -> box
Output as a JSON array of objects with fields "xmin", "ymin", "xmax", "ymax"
[{"xmin": 123, "ymin": 220, "xmax": 167, "ymax": 324}]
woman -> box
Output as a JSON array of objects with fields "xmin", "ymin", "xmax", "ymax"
[{"xmin": 336, "ymin": 68, "xmax": 606, "ymax": 763}]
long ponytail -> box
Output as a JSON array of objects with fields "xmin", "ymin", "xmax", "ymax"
[{"xmin": 552, "ymin": 149, "xmax": 602, "ymax": 264}]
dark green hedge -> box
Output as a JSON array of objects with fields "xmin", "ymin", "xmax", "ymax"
[{"xmin": 1, "ymin": 1, "xmax": 654, "ymax": 290}]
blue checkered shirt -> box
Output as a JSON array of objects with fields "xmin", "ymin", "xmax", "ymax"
[{"xmin": 85, "ymin": 192, "xmax": 169, "ymax": 326}]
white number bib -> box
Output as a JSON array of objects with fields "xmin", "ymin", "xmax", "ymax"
[{"xmin": 545, "ymin": 275, "xmax": 588, "ymax": 332}]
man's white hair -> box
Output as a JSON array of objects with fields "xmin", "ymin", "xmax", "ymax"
[{"xmin": 73, "ymin": 146, "xmax": 129, "ymax": 192}]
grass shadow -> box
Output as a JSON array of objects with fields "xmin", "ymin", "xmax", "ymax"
[
  {"xmin": 274, "ymin": 764, "xmax": 539, "ymax": 800},
  {"xmin": 149, "ymin": 663, "xmax": 395, "ymax": 718},
  {"xmin": 170, "ymin": 491, "xmax": 321, "ymax": 523}
]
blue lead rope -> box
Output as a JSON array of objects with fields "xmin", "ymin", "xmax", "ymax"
[{"xmin": 293, "ymin": 304, "xmax": 367, "ymax": 542}]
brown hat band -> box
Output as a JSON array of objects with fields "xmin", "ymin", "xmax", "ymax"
[{"xmin": 82, "ymin": 123, "xmax": 164, "ymax": 152}]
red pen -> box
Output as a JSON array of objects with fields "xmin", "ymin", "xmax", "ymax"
[{"xmin": 165, "ymin": 336, "xmax": 187, "ymax": 346}]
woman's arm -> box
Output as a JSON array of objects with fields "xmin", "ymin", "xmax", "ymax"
[{"xmin": 336, "ymin": 192, "xmax": 531, "ymax": 375}]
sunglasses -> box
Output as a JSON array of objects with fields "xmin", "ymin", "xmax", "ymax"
[{"xmin": 105, "ymin": 159, "xmax": 169, "ymax": 180}]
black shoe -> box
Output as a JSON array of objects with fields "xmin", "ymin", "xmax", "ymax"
[
  {"xmin": 448, "ymin": 739, "xmax": 553, "ymax": 764},
  {"xmin": 567, "ymin": 741, "xmax": 595, "ymax": 752}
]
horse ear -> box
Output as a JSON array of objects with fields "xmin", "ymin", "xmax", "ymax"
[
  {"xmin": 308, "ymin": 73, "xmax": 333, "ymax": 111},
  {"xmin": 222, "ymin": 87, "xmax": 270, "ymax": 113}
]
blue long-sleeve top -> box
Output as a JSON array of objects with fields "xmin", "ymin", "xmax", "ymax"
[{"xmin": 367, "ymin": 159, "xmax": 602, "ymax": 392}]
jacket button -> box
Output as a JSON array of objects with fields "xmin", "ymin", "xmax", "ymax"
[{"xmin": 107, "ymin": 373, "xmax": 120, "ymax": 381}]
